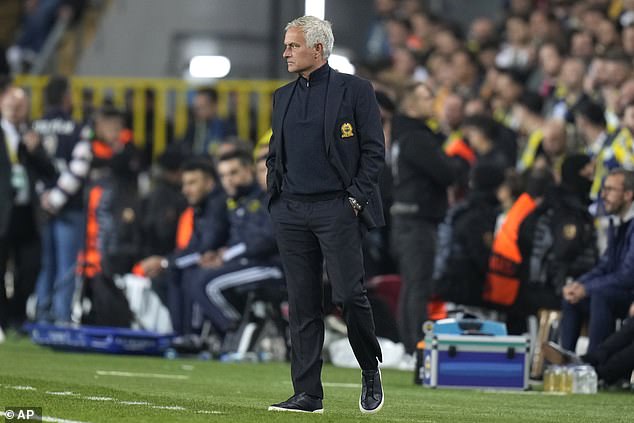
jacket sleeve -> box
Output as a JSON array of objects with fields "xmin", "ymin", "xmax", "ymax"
[
  {"xmin": 582, "ymin": 230, "xmax": 634, "ymax": 293},
  {"xmin": 21, "ymin": 142, "xmax": 58, "ymax": 182},
  {"xmin": 168, "ymin": 198, "xmax": 229, "ymax": 268},
  {"xmin": 198, "ymin": 199, "xmax": 230, "ymax": 253},
  {"xmin": 346, "ymin": 80, "xmax": 385, "ymax": 205},
  {"xmin": 223, "ymin": 206, "xmax": 277, "ymax": 262},
  {"xmin": 47, "ymin": 138, "xmax": 92, "ymax": 212},
  {"xmin": 578, "ymin": 251, "xmax": 611, "ymax": 285},
  {"xmin": 244, "ymin": 209, "xmax": 277, "ymax": 259}
]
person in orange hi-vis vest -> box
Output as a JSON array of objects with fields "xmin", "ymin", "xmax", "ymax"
[
  {"xmin": 76, "ymin": 108, "xmax": 143, "ymax": 327},
  {"xmin": 78, "ymin": 109, "xmax": 141, "ymax": 281},
  {"xmin": 483, "ymin": 168, "xmax": 554, "ymax": 308}
]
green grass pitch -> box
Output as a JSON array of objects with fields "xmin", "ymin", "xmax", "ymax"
[{"xmin": 0, "ymin": 336, "xmax": 632, "ymax": 422}]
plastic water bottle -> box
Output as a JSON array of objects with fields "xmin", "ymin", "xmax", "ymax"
[
  {"xmin": 543, "ymin": 366, "xmax": 556, "ymax": 392},
  {"xmin": 584, "ymin": 366, "xmax": 598, "ymax": 394},
  {"xmin": 551, "ymin": 365, "xmax": 565, "ymax": 392},
  {"xmin": 571, "ymin": 365, "xmax": 597, "ymax": 394},
  {"xmin": 219, "ymin": 352, "xmax": 241, "ymax": 362},
  {"xmin": 258, "ymin": 351, "xmax": 273, "ymax": 362},
  {"xmin": 198, "ymin": 351, "xmax": 212, "ymax": 361},
  {"xmin": 562, "ymin": 366, "xmax": 574, "ymax": 393},
  {"xmin": 571, "ymin": 365, "xmax": 585, "ymax": 393},
  {"xmin": 220, "ymin": 351, "xmax": 259, "ymax": 363},
  {"xmin": 164, "ymin": 348, "xmax": 177, "ymax": 360}
]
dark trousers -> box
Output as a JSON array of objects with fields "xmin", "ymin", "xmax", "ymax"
[
  {"xmin": 0, "ymin": 206, "xmax": 41, "ymax": 329},
  {"xmin": 561, "ymin": 287, "xmax": 634, "ymax": 353},
  {"xmin": 270, "ymin": 195, "xmax": 382, "ymax": 399},
  {"xmin": 507, "ymin": 285, "xmax": 562, "ymax": 335},
  {"xmin": 582, "ymin": 318, "xmax": 634, "ymax": 384},
  {"xmin": 166, "ymin": 267, "xmax": 199, "ymax": 336},
  {"xmin": 192, "ymin": 261, "xmax": 284, "ymax": 336},
  {"xmin": 391, "ymin": 216, "xmax": 437, "ymax": 354}
]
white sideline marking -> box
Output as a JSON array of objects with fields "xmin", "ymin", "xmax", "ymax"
[
  {"xmin": 43, "ymin": 417, "xmax": 92, "ymax": 423},
  {"xmin": 2, "ymin": 383, "xmax": 225, "ymax": 415},
  {"xmin": 1, "ymin": 411, "xmax": 91, "ymax": 423},
  {"xmin": 83, "ymin": 396, "xmax": 114, "ymax": 401},
  {"xmin": 9, "ymin": 385, "xmax": 36, "ymax": 390},
  {"xmin": 96, "ymin": 370, "xmax": 189, "ymax": 380},
  {"xmin": 151, "ymin": 405, "xmax": 186, "ymax": 411}
]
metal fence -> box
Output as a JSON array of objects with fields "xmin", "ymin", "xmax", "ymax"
[{"xmin": 14, "ymin": 75, "xmax": 286, "ymax": 159}]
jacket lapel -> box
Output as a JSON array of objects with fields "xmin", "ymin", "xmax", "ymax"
[
  {"xmin": 273, "ymin": 82, "xmax": 296, "ymax": 171},
  {"xmin": 274, "ymin": 82, "xmax": 295, "ymax": 138},
  {"xmin": 324, "ymin": 70, "xmax": 345, "ymax": 155}
]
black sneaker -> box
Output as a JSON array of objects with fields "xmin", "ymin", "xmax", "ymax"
[
  {"xmin": 360, "ymin": 368, "xmax": 384, "ymax": 414},
  {"xmin": 170, "ymin": 334, "xmax": 205, "ymax": 354},
  {"xmin": 268, "ymin": 393, "xmax": 324, "ymax": 413}
]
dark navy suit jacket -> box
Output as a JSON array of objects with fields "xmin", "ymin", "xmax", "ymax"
[{"xmin": 266, "ymin": 69, "xmax": 386, "ymax": 229}]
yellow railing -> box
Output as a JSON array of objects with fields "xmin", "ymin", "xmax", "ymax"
[{"xmin": 14, "ymin": 75, "xmax": 286, "ymax": 159}]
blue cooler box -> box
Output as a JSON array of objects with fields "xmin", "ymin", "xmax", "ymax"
[
  {"xmin": 431, "ymin": 318, "xmax": 507, "ymax": 336},
  {"xmin": 30, "ymin": 323, "xmax": 175, "ymax": 355},
  {"xmin": 423, "ymin": 334, "xmax": 529, "ymax": 390}
]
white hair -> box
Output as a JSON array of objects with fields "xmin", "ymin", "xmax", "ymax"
[{"xmin": 285, "ymin": 15, "xmax": 334, "ymax": 60}]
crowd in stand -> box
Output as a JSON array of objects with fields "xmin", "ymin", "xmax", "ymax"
[
  {"xmin": 357, "ymin": 0, "xmax": 634, "ymax": 383},
  {"xmin": 0, "ymin": 0, "xmax": 633, "ymax": 383}
]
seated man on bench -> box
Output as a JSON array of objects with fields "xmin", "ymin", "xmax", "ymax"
[
  {"xmin": 560, "ymin": 169, "xmax": 634, "ymax": 354},
  {"xmin": 191, "ymin": 150, "xmax": 283, "ymax": 341}
]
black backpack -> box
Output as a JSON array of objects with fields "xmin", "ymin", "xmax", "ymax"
[
  {"xmin": 81, "ymin": 273, "xmax": 133, "ymax": 328},
  {"xmin": 432, "ymin": 201, "xmax": 470, "ymax": 282}
]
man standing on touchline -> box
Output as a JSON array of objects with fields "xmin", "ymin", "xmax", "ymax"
[{"xmin": 266, "ymin": 15, "xmax": 385, "ymax": 414}]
